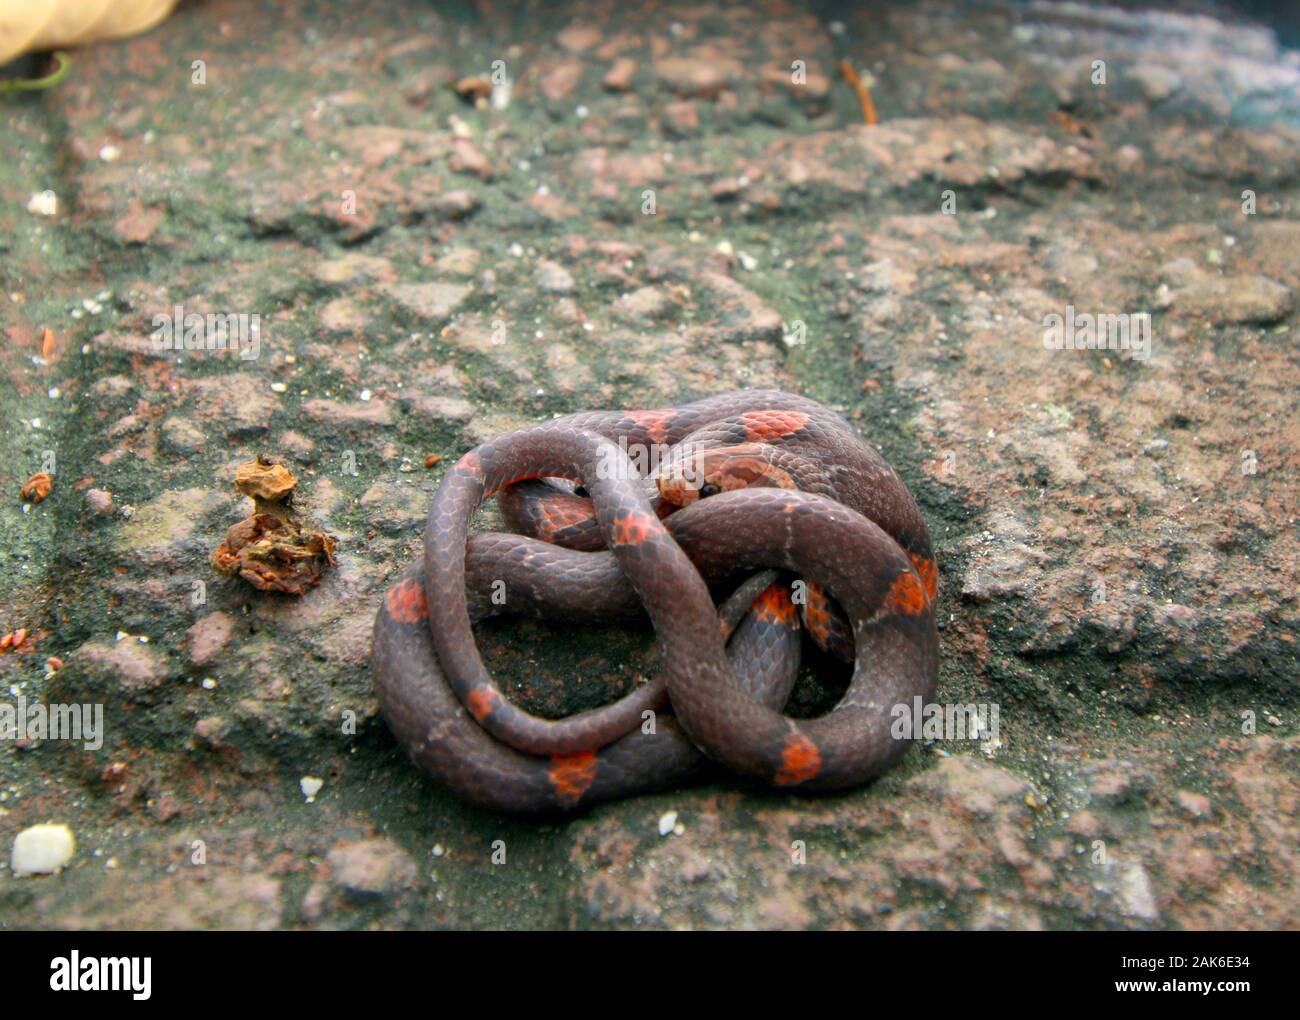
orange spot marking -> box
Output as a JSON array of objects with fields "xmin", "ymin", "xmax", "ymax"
[
  {"xmin": 466, "ymin": 686, "xmax": 501, "ymax": 721},
  {"xmin": 753, "ymin": 584, "xmax": 798, "ymax": 626},
  {"xmin": 888, "ymin": 569, "xmax": 929, "ymax": 616},
  {"xmin": 739, "ymin": 409, "xmax": 811, "ymax": 443},
  {"xmin": 535, "ymin": 496, "xmax": 593, "ymax": 541},
  {"xmin": 775, "ymin": 732, "xmax": 822, "ymax": 786},
  {"xmin": 908, "ymin": 553, "xmax": 939, "ymax": 604},
  {"xmin": 801, "ymin": 582, "xmax": 834, "ymax": 642},
  {"xmin": 548, "ymin": 750, "xmax": 598, "ymax": 806},
  {"xmin": 386, "ymin": 577, "xmax": 428, "ymax": 624},
  {"xmin": 610, "ymin": 508, "xmax": 657, "ymax": 546},
  {"xmin": 455, "ymin": 450, "xmax": 482, "ymax": 474},
  {"xmin": 626, "ymin": 409, "xmax": 676, "ymax": 445}
]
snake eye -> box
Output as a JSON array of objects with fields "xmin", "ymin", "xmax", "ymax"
[
  {"xmin": 572, "ymin": 485, "xmax": 589, "ymax": 498},
  {"xmin": 699, "ymin": 483, "xmax": 721, "ymax": 498}
]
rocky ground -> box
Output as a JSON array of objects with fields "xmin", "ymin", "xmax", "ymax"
[{"xmin": 0, "ymin": 0, "xmax": 1296, "ymax": 929}]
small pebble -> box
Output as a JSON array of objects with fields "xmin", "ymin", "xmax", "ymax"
[
  {"xmin": 26, "ymin": 191, "xmax": 57, "ymax": 217},
  {"xmin": 11, "ymin": 823, "xmax": 75, "ymax": 876},
  {"xmin": 300, "ymin": 776, "xmax": 324, "ymax": 802},
  {"xmin": 85, "ymin": 488, "xmax": 114, "ymax": 515}
]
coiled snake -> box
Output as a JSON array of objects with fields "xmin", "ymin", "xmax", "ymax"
[{"xmin": 371, "ymin": 389, "xmax": 938, "ymax": 814}]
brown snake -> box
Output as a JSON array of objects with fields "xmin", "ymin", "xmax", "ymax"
[{"xmin": 371, "ymin": 389, "xmax": 938, "ymax": 813}]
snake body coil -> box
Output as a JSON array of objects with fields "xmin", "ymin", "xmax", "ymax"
[{"xmin": 371, "ymin": 390, "xmax": 939, "ymax": 814}]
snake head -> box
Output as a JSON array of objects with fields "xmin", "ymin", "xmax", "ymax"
[{"xmin": 656, "ymin": 443, "xmax": 801, "ymax": 507}]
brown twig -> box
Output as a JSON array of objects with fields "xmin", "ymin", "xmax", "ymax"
[{"xmin": 839, "ymin": 58, "xmax": 877, "ymax": 125}]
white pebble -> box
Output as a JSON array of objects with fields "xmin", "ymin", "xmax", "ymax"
[
  {"xmin": 300, "ymin": 776, "xmax": 324, "ymax": 802},
  {"xmin": 11, "ymin": 823, "xmax": 75, "ymax": 876},
  {"xmin": 27, "ymin": 191, "xmax": 58, "ymax": 217},
  {"xmin": 657, "ymin": 810, "xmax": 679, "ymax": 836}
]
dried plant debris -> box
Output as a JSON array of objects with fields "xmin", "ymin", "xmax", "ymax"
[
  {"xmin": 0, "ymin": 628, "xmax": 31, "ymax": 652},
  {"xmin": 234, "ymin": 457, "xmax": 298, "ymax": 503},
  {"xmin": 453, "ymin": 76, "xmax": 492, "ymax": 105},
  {"xmin": 838, "ymin": 60, "xmax": 878, "ymax": 125},
  {"xmin": 211, "ymin": 513, "xmax": 336, "ymax": 595},
  {"xmin": 212, "ymin": 457, "xmax": 335, "ymax": 594},
  {"xmin": 21, "ymin": 472, "xmax": 52, "ymax": 503}
]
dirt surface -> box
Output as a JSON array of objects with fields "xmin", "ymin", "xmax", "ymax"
[{"xmin": 0, "ymin": 0, "xmax": 1296, "ymax": 929}]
